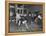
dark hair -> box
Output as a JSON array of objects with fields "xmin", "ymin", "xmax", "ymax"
[{"xmin": 34, "ymin": 15, "xmax": 38, "ymax": 20}]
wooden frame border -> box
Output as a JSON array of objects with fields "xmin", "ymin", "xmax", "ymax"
[{"xmin": 5, "ymin": 1, "xmax": 45, "ymax": 35}]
